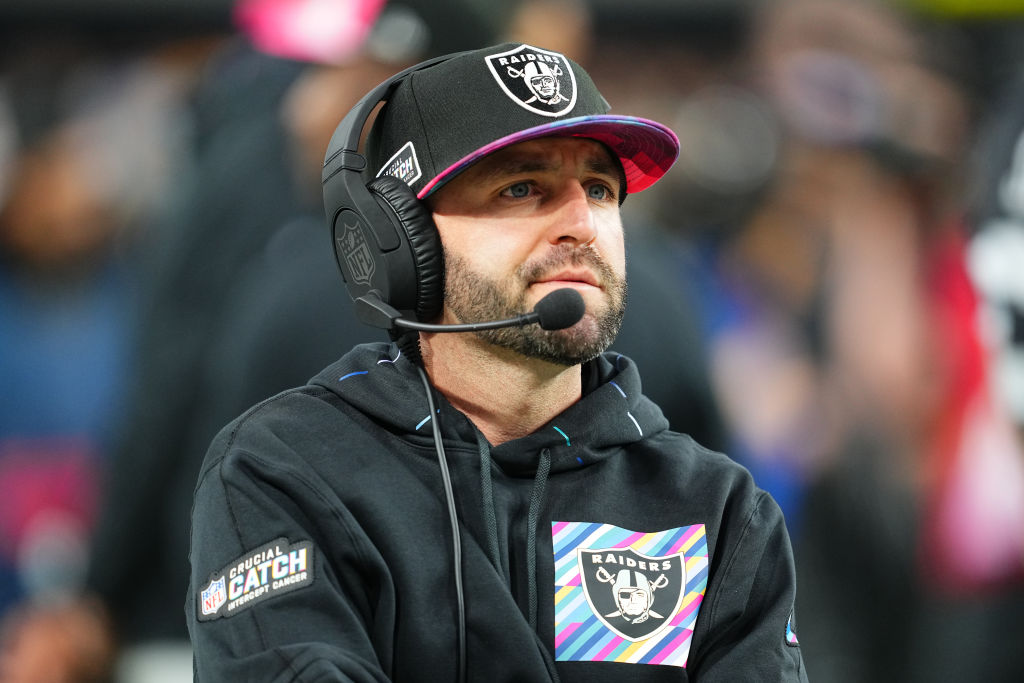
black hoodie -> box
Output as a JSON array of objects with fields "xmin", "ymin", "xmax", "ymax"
[{"xmin": 187, "ymin": 342, "xmax": 806, "ymax": 681}]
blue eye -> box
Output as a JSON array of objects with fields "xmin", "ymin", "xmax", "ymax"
[
  {"xmin": 588, "ymin": 184, "xmax": 611, "ymax": 201},
  {"xmin": 504, "ymin": 182, "xmax": 532, "ymax": 198}
]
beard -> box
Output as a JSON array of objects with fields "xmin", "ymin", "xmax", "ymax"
[{"xmin": 442, "ymin": 243, "xmax": 627, "ymax": 366}]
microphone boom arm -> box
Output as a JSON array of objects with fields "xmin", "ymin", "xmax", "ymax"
[{"xmin": 354, "ymin": 288, "xmax": 584, "ymax": 333}]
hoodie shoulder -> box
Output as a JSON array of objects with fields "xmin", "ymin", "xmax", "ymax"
[
  {"xmin": 642, "ymin": 427, "xmax": 762, "ymax": 499},
  {"xmin": 197, "ymin": 384, "xmax": 340, "ymax": 482},
  {"xmin": 196, "ymin": 341, "xmax": 428, "ymax": 485}
]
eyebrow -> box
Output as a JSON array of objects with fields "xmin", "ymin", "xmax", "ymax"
[
  {"xmin": 475, "ymin": 148, "xmax": 622, "ymax": 184},
  {"xmin": 585, "ymin": 155, "xmax": 624, "ymax": 181},
  {"xmin": 484, "ymin": 158, "xmax": 552, "ymax": 181}
]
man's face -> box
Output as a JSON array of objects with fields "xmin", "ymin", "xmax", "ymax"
[{"xmin": 428, "ymin": 137, "xmax": 627, "ymax": 366}]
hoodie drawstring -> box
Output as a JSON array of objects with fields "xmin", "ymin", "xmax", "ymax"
[
  {"xmin": 477, "ymin": 439, "xmax": 559, "ymax": 682},
  {"xmin": 527, "ymin": 447, "xmax": 552, "ymax": 631},
  {"xmin": 476, "ymin": 436, "xmax": 554, "ymax": 632},
  {"xmin": 475, "ymin": 430, "xmax": 502, "ymax": 573}
]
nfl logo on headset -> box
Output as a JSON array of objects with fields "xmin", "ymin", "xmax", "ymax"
[
  {"xmin": 485, "ymin": 44, "xmax": 577, "ymax": 117},
  {"xmin": 337, "ymin": 218, "xmax": 375, "ymax": 286},
  {"xmin": 201, "ymin": 576, "xmax": 227, "ymax": 617}
]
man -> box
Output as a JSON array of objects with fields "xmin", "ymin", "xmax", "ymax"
[{"xmin": 187, "ymin": 43, "xmax": 807, "ymax": 681}]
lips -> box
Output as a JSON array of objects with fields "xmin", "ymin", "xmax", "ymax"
[{"xmin": 535, "ymin": 270, "xmax": 600, "ymax": 287}]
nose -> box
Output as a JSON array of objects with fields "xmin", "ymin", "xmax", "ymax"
[{"xmin": 547, "ymin": 182, "xmax": 597, "ymax": 246}]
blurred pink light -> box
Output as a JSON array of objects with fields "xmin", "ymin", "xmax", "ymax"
[{"xmin": 234, "ymin": 0, "xmax": 388, "ymax": 64}]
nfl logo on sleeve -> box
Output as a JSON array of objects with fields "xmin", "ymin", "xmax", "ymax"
[{"xmin": 201, "ymin": 576, "xmax": 227, "ymax": 617}]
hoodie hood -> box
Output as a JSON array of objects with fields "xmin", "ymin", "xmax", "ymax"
[{"xmin": 310, "ymin": 342, "xmax": 670, "ymax": 475}]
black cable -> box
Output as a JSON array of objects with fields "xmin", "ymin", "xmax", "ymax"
[{"xmin": 416, "ymin": 365, "xmax": 466, "ymax": 683}]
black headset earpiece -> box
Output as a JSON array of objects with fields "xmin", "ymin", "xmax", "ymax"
[
  {"xmin": 364, "ymin": 174, "xmax": 445, "ymax": 321},
  {"xmin": 322, "ymin": 53, "xmax": 463, "ymax": 326}
]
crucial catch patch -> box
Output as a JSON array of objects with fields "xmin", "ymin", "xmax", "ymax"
[{"xmin": 197, "ymin": 537, "xmax": 314, "ymax": 621}]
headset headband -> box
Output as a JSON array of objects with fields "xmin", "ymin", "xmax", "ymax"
[{"xmin": 322, "ymin": 51, "xmax": 472, "ymax": 186}]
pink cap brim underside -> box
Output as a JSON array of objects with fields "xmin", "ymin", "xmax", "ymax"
[{"xmin": 417, "ymin": 115, "xmax": 680, "ymax": 199}]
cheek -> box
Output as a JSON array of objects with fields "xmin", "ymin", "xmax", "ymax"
[
  {"xmin": 600, "ymin": 225, "xmax": 626, "ymax": 274},
  {"xmin": 435, "ymin": 214, "xmax": 530, "ymax": 274}
]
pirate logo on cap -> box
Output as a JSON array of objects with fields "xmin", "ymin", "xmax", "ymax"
[{"xmin": 485, "ymin": 44, "xmax": 578, "ymax": 118}]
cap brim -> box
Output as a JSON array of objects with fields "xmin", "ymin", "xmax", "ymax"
[{"xmin": 416, "ymin": 115, "xmax": 680, "ymax": 199}]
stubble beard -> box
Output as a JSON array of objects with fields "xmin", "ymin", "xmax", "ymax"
[{"xmin": 442, "ymin": 244, "xmax": 627, "ymax": 366}]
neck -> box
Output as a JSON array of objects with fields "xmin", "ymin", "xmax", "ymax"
[{"xmin": 419, "ymin": 332, "xmax": 582, "ymax": 446}]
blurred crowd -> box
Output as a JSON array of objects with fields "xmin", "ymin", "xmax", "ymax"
[{"xmin": 1, "ymin": 0, "xmax": 1023, "ymax": 681}]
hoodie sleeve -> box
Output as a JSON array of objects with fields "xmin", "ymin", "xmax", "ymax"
[
  {"xmin": 688, "ymin": 490, "xmax": 808, "ymax": 682},
  {"xmin": 186, "ymin": 442, "xmax": 392, "ymax": 683}
]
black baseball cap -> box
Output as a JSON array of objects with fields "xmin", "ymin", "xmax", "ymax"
[{"xmin": 366, "ymin": 42, "xmax": 680, "ymax": 199}]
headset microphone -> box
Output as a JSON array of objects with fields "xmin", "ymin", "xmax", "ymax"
[{"xmin": 354, "ymin": 287, "xmax": 586, "ymax": 333}]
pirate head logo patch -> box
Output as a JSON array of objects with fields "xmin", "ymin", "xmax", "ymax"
[
  {"xmin": 485, "ymin": 44, "xmax": 577, "ymax": 117},
  {"xmin": 336, "ymin": 216, "xmax": 375, "ymax": 286},
  {"xmin": 579, "ymin": 548, "xmax": 685, "ymax": 642},
  {"xmin": 552, "ymin": 521, "xmax": 709, "ymax": 668}
]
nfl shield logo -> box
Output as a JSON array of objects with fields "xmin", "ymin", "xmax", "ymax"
[
  {"xmin": 201, "ymin": 576, "xmax": 227, "ymax": 617},
  {"xmin": 337, "ymin": 220, "xmax": 375, "ymax": 286},
  {"xmin": 577, "ymin": 547, "xmax": 686, "ymax": 642},
  {"xmin": 485, "ymin": 44, "xmax": 577, "ymax": 117}
]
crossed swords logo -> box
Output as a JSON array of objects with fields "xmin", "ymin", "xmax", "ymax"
[{"xmin": 594, "ymin": 566, "xmax": 670, "ymax": 625}]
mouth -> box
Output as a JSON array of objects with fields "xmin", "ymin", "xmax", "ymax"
[{"xmin": 533, "ymin": 269, "xmax": 600, "ymax": 289}]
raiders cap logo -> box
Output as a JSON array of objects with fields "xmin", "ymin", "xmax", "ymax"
[{"xmin": 485, "ymin": 44, "xmax": 578, "ymax": 118}]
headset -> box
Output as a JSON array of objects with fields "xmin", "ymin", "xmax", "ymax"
[{"xmin": 321, "ymin": 52, "xmax": 472, "ymax": 328}]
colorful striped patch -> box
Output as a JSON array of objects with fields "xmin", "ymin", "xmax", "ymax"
[{"xmin": 552, "ymin": 521, "xmax": 708, "ymax": 668}]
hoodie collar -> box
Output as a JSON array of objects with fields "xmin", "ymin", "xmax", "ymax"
[{"xmin": 312, "ymin": 343, "xmax": 669, "ymax": 475}]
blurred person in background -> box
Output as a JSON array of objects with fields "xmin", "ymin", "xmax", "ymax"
[
  {"xmin": 639, "ymin": 0, "xmax": 1024, "ymax": 680},
  {"xmin": 0, "ymin": 33, "xmax": 197, "ymax": 683}
]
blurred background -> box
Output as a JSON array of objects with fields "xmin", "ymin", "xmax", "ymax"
[{"xmin": 1, "ymin": 0, "xmax": 1023, "ymax": 681}]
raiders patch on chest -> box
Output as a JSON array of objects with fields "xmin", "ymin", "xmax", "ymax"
[
  {"xmin": 552, "ymin": 522, "xmax": 708, "ymax": 668},
  {"xmin": 197, "ymin": 538, "xmax": 314, "ymax": 621}
]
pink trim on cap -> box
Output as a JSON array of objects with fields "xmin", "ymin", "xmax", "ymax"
[{"xmin": 416, "ymin": 115, "xmax": 680, "ymax": 199}]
